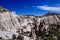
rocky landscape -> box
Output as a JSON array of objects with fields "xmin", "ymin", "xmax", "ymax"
[{"xmin": 0, "ymin": 6, "xmax": 60, "ymax": 40}]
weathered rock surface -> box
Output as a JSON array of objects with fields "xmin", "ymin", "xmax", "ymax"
[{"xmin": 0, "ymin": 7, "xmax": 60, "ymax": 40}]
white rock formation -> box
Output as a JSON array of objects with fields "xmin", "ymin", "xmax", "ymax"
[{"xmin": 0, "ymin": 7, "xmax": 60, "ymax": 40}]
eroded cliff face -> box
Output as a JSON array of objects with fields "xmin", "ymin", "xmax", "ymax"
[{"xmin": 0, "ymin": 7, "xmax": 60, "ymax": 40}]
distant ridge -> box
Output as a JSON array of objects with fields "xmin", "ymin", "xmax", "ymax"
[{"xmin": 44, "ymin": 12, "xmax": 60, "ymax": 16}]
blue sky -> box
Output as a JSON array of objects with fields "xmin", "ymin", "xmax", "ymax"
[{"xmin": 0, "ymin": 0, "xmax": 60, "ymax": 16}]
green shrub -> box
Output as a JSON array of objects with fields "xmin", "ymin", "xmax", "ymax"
[
  {"xmin": 0, "ymin": 37, "xmax": 2, "ymax": 39},
  {"xmin": 12, "ymin": 34, "xmax": 16, "ymax": 40},
  {"xmin": 17, "ymin": 35, "xmax": 24, "ymax": 40}
]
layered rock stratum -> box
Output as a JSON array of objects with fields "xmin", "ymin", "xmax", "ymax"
[{"xmin": 0, "ymin": 7, "xmax": 60, "ymax": 40}]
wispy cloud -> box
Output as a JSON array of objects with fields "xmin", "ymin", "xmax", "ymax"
[{"xmin": 36, "ymin": 5, "xmax": 60, "ymax": 12}]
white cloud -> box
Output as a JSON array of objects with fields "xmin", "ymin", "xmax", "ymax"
[{"xmin": 36, "ymin": 5, "xmax": 60, "ymax": 12}]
